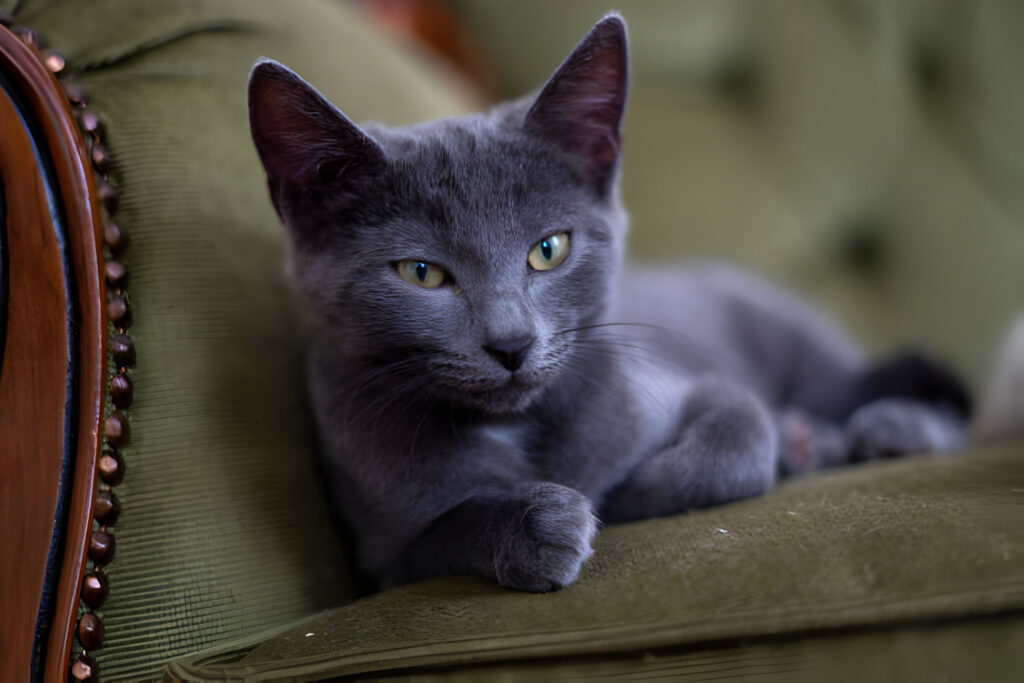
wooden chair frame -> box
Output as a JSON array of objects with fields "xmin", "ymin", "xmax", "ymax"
[{"xmin": 0, "ymin": 23, "xmax": 107, "ymax": 681}]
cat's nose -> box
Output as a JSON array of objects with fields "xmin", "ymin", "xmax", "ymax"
[{"xmin": 483, "ymin": 336, "xmax": 535, "ymax": 372}]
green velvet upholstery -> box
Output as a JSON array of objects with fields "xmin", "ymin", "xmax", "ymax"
[
  {"xmin": 168, "ymin": 445, "xmax": 1024, "ymax": 680},
  {"xmin": 6, "ymin": 0, "xmax": 1022, "ymax": 679}
]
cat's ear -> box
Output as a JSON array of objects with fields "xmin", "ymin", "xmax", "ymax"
[
  {"xmin": 248, "ymin": 59, "xmax": 384, "ymax": 220},
  {"xmin": 525, "ymin": 14, "xmax": 628, "ymax": 195}
]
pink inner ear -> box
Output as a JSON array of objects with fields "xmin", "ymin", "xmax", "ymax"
[
  {"xmin": 589, "ymin": 135, "xmax": 618, "ymax": 168},
  {"xmin": 250, "ymin": 68, "xmax": 332, "ymax": 179},
  {"xmin": 256, "ymin": 83, "xmax": 308, "ymax": 146},
  {"xmin": 525, "ymin": 16, "xmax": 628, "ymax": 192}
]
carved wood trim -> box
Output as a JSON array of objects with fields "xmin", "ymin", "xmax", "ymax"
[{"xmin": 0, "ymin": 24, "xmax": 106, "ymax": 682}]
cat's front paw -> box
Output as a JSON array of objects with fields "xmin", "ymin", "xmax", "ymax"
[
  {"xmin": 846, "ymin": 398, "xmax": 965, "ymax": 461},
  {"xmin": 495, "ymin": 483, "xmax": 597, "ymax": 593}
]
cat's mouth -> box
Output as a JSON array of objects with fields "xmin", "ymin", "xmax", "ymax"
[{"xmin": 457, "ymin": 373, "xmax": 546, "ymax": 414}]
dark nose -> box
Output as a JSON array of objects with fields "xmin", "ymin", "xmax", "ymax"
[{"xmin": 483, "ymin": 336, "xmax": 535, "ymax": 372}]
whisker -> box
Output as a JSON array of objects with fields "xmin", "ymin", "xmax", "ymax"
[
  {"xmin": 558, "ymin": 344, "xmax": 672, "ymax": 413},
  {"xmin": 556, "ymin": 321, "xmax": 727, "ymax": 371},
  {"xmin": 341, "ymin": 355, "xmax": 432, "ymax": 428},
  {"xmin": 361, "ymin": 377, "xmax": 431, "ymax": 443},
  {"xmin": 568, "ymin": 336, "xmax": 702, "ymax": 376},
  {"xmin": 409, "ymin": 391, "xmax": 443, "ymax": 458}
]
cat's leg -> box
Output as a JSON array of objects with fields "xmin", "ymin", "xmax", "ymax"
[
  {"xmin": 384, "ymin": 482, "xmax": 597, "ymax": 593},
  {"xmin": 600, "ymin": 377, "xmax": 777, "ymax": 524},
  {"xmin": 777, "ymin": 398, "xmax": 966, "ymax": 475},
  {"xmin": 845, "ymin": 398, "xmax": 965, "ymax": 461},
  {"xmin": 776, "ymin": 409, "xmax": 850, "ymax": 475}
]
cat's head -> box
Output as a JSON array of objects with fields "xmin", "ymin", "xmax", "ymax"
[{"xmin": 248, "ymin": 15, "xmax": 629, "ymax": 414}]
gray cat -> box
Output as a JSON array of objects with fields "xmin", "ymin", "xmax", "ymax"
[{"xmin": 248, "ymin": 14, "xmax": 969, "ymax": 592}]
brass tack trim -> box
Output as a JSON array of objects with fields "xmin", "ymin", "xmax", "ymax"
[{"xmin": 7, "ymin": 14, "xmax": 139, "ymax": 676}]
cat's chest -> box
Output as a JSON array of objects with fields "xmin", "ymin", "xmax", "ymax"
[{"xmin": 474, "ymin": 363, "xmax": 695, "ymax": 497}]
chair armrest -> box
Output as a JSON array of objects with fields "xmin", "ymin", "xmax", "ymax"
[{"xmin": 0, "ymin": 23, "xmax": 107, "ymax": 681}]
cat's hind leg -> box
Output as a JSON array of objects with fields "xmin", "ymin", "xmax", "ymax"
[
  {"xmin": 777, "ymin": 398, "xmax": 967, "ymax": 475},
  {"xmin": 600, "ymin": 377, "xmax": 778, "ymax": 524},
  {"xmin": 845, "ymin": 398, "xmax": 966, "ymax": 461}
]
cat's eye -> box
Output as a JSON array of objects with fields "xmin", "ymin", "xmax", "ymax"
[
  {"xmin": 528, "ymin": 232, "xmax": 570, "ymax": 271},
  {"xmin": 396, "ymin": 260, "xmax": 447, "ymax": 288}
]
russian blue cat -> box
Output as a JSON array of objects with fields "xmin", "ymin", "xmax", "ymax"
[{"xmin": 248, "ymin": 14, "xmax": 969, "ymax": 592}]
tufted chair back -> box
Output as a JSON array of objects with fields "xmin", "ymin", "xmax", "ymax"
[{"xmin": 456, "ymin": 0, "xmax": 1024, "ymax": 385}]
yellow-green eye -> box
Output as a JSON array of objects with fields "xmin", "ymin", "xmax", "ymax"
[
  {"xmin": 528, "ymin": 232, "xmax": 570, "ymax": 271},
  {"xmin": 397, "ymin": 260, "xmax": 446, "ymax": 288}
]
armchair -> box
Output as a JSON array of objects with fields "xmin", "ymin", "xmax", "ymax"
[{"xmin": 2, "ymin": 1, "xmax": 1021, "ymax": 680}]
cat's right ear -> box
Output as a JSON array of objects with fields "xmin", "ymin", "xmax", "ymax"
[{"xmin": 248, "ymin": 59, "xmax": 384, "ymax": 222}]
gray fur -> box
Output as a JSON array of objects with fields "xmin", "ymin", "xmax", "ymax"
[
  {"xmin": 846, "ymin": 399, "xmax": 965, "ymax": 461},
  {"xmin": 248, "ymin": 15, "xmax": 966, "ymax": 592}
]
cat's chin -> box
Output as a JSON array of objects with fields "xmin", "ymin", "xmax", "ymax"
[{"xmin": 458, "ymin": 377, "xmax": 546, "ymax": 415}]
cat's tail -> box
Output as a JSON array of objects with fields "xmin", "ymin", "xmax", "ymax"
[
  {"xmin": 838, "ymin": 349, "xmax": 973, "ymax": 422},
  {"xmin": 779, "ymin": 348, "xmax": 973, "ymax": 476},
  {"xmin": 974, "ymin": 313, "xmax": 1024, "ymax": 442}
]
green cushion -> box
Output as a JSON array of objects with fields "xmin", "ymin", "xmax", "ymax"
[
  {"xmin": 167, "ymin": 444, "xmax": 1024, "ymax": 679},
  {"xmin": 4, "ymin": 0, "xmax": 474, "ymax": 678},
  {"xmin": 360, "ymin": 617, "xmax": 1024, "ymax": 682}
]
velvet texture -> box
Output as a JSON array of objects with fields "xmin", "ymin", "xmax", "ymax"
[{"xmin": 168, "ymin": 446, "xmax": 1024, "ymax": 679}]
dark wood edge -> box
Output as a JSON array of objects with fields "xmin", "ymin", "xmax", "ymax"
[
  {"xmin": 0, "ymin": 25, "xmax": 106, "ymax": 681},
  {"xmin": 0, "ymin": 165, "xmax": 7, "ymax": 373}
]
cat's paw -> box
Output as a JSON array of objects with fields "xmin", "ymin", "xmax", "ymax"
[
  {"xmin": 846, "ymin": 398, "xmax": 965, "ymax": 461},
  {"xmin": 778, "ymin": 410, "xmax": 849, "ymax": 474},
  {"xmin": 495, "ymin": 483, "xmax": 597, "ymax": 593}
]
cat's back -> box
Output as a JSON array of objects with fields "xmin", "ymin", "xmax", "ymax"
[{"xmin": 612, "ymin": 261, "xmax": 863, "ymax": 399}]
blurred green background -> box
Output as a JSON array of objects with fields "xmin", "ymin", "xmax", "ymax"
[{"xmin": 366, "ymin": 0, "xmax": 1024, "ymax": 389}]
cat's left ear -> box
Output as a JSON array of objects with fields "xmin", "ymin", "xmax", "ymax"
[{"xmin": 525, "ymin": 14, "xmax": 628, "ymax": 196}]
